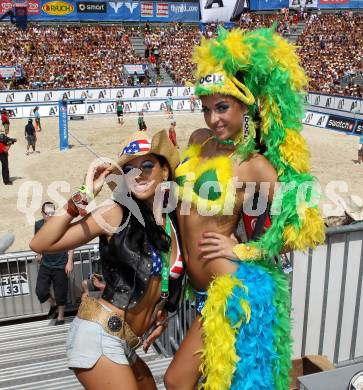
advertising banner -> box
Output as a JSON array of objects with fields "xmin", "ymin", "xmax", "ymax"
[
  {"xmin": 302, "ymin": 111, "xmax": 329, "ymax": 128},
  {"xmin": 0, "ymin": 0, "xmax": 40, "ymax": 13},
  {"xmin": 0, "ymin": 86, "xmax": 195, "ymax": 105},
  {"xmin": 1, "ymin": 96, "xmax": 198, "ymax": 119},
  {"xmin": 306, "ymin": 93, "xmax": 363, "ymax": 115},
  {"xmin": 0, "ymin": 65, "xmax": 24, "ymax": 80},
  {"xmin": 318, "ymin": 0, "xmax": 363, "ymax": 8},
  {"xmin": 200, "ymin": 0, "xmax": 247, "ymax": 22},
  {"xmin": 326, "ymin": 114, "xmax": 356, "ymax": 133},
  {"xmin": 169, "ymin": 3, "xmax": 199, "ymax": 21},
  {"xmin": 250, "ymin": 0, "xmax": 289, "ymax": 9},
  {"xmin": 123, "ymin": 64, "xmax": 148, "ymax": 75},
  {"xmin": 289, "ymin": 0, "xmax": 317, "ymax": 8},
  {"xmin": 76, "ymin": 1, "xmax": 107, "ymax": 13},
  {"xmin": 22, "ymin": 0, "xmax": 199, "ymax": 21},
  {"xmin": 58, "ymin": 100, "xmax": 69, "ymax": 150},
  {"xmin": 354, "ymin": 120, "xmax": 363, "ymax": 135},
  {"xmin": 156, "ymin": 2, "xmax": 168, "ymax": 17}
]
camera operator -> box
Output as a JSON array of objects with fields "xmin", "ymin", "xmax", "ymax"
[
  {"xmin": 0, "ymin": 134, "xmax": 16, "ymax": 185},
  {"xmin": 1, "ymin": 109, "xmax": 10, "ymax": 135}
]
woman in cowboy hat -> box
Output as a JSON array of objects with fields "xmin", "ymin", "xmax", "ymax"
[
  {"xmin": 165, "ymin": 28, "xmax": 325, "ymax": 390},
  {"xmin": 30, "ymin": 130, "xmax": 184, "ymax": 390}
]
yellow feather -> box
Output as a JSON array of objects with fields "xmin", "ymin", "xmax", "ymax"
[
  {"xmin": 223, "ymin": 29, "xmax": 252, "ymax": 68},
  {"xmin": 283, "ymin": 207, "xmax": 325, "ymax": 250},
  {"xmin": 279, "ymin": 129, "xmax": 310, "ymax": 173},
  {"xmin": 193, "ymin": 38, "xmax": 220, "ymax": 79},
  {"xmin": 270, "ymin": 35, "xmax": 308, "ymax": 92},
  {"xmin": 199, "ymin": 274, "xmax": 249, "ymax": 390}
]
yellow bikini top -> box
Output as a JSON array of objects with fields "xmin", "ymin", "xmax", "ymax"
[{"xmin": 175, "ymin": 137, "xmax": 235, "ymax": 214}]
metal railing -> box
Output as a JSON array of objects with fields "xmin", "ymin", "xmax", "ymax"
[{"xmin": 1, "ymin": 223, "xmax": 362, "ymax": 366}]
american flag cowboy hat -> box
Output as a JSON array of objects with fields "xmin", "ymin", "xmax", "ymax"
[{"xmin": 111, "ymin": 130, "xmax": 180, "ymax": 178}]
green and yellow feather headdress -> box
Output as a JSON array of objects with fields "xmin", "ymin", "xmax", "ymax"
[{"xmin": 193, "ymin": 27, "xmax": 325, "ymax": 258}]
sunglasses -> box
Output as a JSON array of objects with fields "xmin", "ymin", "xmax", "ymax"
[{"xmin": 122, "ymin": 160, "xmax": 156, "ymax": 175}]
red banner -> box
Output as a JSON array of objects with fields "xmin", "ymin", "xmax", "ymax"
[
  {"xmin": 319, "ymin": 0, "xmax": 349, "ymax": 3},
  {"xmin": 0, "ymin": 0, "xmax": 39, "ymax": 14},
  {"xmin": 156, "ymin": 2, "xmax": 168, "ymax": 17},
  {"xmin": 27, "ymin": 0, "xmax": 40, "ymax": 14},
  {"xmin": 141, "ymin": 1, "xmax": 153, "ymax": 17}
]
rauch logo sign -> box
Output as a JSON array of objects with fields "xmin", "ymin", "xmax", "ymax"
[{"xmin": 42, "ymin": 1, "xmax": 74, "ymax": 15}]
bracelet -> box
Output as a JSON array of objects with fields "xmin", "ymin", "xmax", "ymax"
[
  {"xmin": 232, "ymin": 243, "xmax": 263, "ymax": 261},
  {"xmin": 66, "ymin": 198, "xmax": 79, "ymax": 218},
  {"xmin": 71, "ymin": 191, "xmax": 89, "ymax": 217}
]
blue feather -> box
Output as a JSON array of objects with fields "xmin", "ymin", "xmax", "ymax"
[{"xmin": 226, "ymin": 262, "xmax": 278, "ymax": 390}]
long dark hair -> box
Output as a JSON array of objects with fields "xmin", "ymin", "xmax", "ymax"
[{"xmin": 130, "ymin": 154, "xmax": 172, "ymax": 254}]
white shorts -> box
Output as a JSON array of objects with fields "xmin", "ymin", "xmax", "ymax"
[{"xmin": 66, "ymin": 314, "xmax": 137, "ymax": 369}]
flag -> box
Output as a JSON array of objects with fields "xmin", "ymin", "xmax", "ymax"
[{"xmin": 122, "ymin": 139, "xmax": 151, "ymax": 155}]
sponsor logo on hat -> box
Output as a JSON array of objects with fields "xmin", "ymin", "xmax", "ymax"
[{"xmin": 199, "ymin": 74, "xmax": 224, "ymax": 85}]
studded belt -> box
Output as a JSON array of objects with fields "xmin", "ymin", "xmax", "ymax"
[{"xmin": 77, "ymin": 296, "xmax": 142, "ymax": 350}]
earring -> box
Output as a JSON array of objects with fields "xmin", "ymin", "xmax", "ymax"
[
  {"xmin": 243, "ymin": 115, "xmax": 249, "ymax": 143},
  {"xmin": 160, "ymin": 179, "xmax": 170, "ymax": 191}
]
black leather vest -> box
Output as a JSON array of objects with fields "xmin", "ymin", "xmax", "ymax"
[{"xmin": 100, "ymin": 210, "xmax": 183, "ymax": 312}]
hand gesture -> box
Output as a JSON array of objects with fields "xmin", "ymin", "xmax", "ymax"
[
  {"xmin": 198, "ymin": 232, "xmax": 238, "ymax": 261},
  {"xmin": 84, "ymin": 162, "xmax": 113, "ymax": 198},
  {"xmin": 142, "ymin": 309, "xmax": 168, "ymax": 353}
]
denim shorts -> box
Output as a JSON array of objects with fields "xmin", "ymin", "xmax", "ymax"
[{"xmin": 66, "ymin": 313, "xmax": 137, "ymax": 369}]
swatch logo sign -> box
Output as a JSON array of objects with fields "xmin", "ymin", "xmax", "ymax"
[
  {"xmin": 42, "ymin": 1, "xmax": 74, "ymax": 15},
  {"xmin": 326, "ymin": 115, "xmax": 355, "ymax": 132}
]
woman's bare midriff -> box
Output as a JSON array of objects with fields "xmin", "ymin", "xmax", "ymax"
[
  {"xmin": 99, "ymin": 225, "xmax": 179, "ymax": 336},
  {"xmin": 99, "ymin": 277, "xmax": 162, "ymax": 337},
  {"xmin": 178, "ymin": 209, "xmax": 240, "ymax": 291}
]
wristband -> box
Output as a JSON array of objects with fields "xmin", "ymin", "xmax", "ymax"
[
  {"xmin": 79, "ymin": 184, "xmax": 94, "ymax": 201},
  {"xmin": 232, "ymin": 243, "xmax": 263, "ymax": 261}
]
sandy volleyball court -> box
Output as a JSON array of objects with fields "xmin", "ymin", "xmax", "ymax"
[{"xmin": 1, "ymin": 111, "xmax": 362, "ymax": 252}]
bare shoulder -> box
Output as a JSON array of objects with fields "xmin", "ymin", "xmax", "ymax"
[
  {"xmin": 235, "ymin": 153, "xmax": 278, "ymax": 182},
  {"xmin": 188, "ymin": 128, "xmax": 212, "ymax": 145}
]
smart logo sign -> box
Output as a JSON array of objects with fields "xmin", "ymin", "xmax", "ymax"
[
  {"xmin": 42, "ymin": 1, "xmax": 74, "ymax": 15},
  {"xmin": 77, "ymin": 1, "xmax": 107, "ymax": 12}
]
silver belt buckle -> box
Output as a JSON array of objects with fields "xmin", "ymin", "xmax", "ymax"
[{"xmin": 107, "ymin": 315, "xmax": 123, "ymax": 332}]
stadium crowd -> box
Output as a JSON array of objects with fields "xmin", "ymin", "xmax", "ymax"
[
  {"xmin": 297, "ymin": 12, "xmax": 363, "ymax": 97},
  {"xmin": 0, "ymin": 25, "xmax": 143, "ymax": 90},
  {"xmin": 0, "ymin": 12, "xmax": 362, "ymax": 97}
]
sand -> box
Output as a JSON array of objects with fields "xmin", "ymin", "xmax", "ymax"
[{"xmin": 1, "ymin": 112, "xmax": 362, "ymax": 252}]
